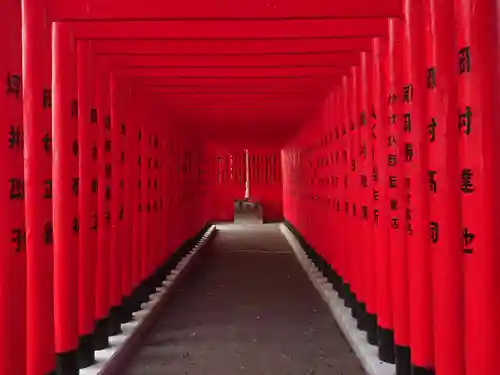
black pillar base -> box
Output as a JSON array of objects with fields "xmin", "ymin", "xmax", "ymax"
[
  {"xmin": 365, "ymin": 313, "xmax": 378, "ymax": 345},
  {"xmin": 55, "ymin": 350, "xmax": 78, "ymax": 375},
  {"xmin": 395, "ymin": 345, "xmax": 411, "ymax": 375},
  {"xmin": 350, "ymin": 294, "xmax": 360, "ymax": 319},
  {"xmin": 356, "ymin": 302, "xmax": 369, "ymax": 331},
  {"xmin": 93, "ymin": 317, "xmax": 110, "ymax": 350},
  {"xmin": 344, "ymin": 283, "xmax": 355, "ymax": 308},
  {"xmin": 108, "ymin": 306, "xmax": 122, "ymax": 336},
  {"xmin": 46, "ymin": 371, "xmax": 56, "ymax": 375},
  {"xmin": 378, "ymin": 326, "xmax": 395, "ymax": 363},
  {"xmin": 337, "ymin": 280, "xmax": 346, "ymax": 299},
  {"xmin": 118, "ymin": 295, "xmax": 134, "ymax": 323},
  {"xmin": 77, "ymin": 333, "xmax": 95, "ymax": 368},
  {"xmin": 411, "ymin": 365, "xmax": 435, "ymax": 375}
]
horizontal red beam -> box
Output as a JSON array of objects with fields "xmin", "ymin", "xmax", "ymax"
[
  {"xmin": 50, "ymin": 0, "xmax": 401, "ymax": 21},
  {"xmin": 102, "ymin": 52, "xmax": 360, "ymax": 67},
  {"xmin": 116, "ymin": 66, "xmax": 346, "ymax": 78},
  {"xmin": 70, "ymin": 19, "xmax": 388, "ymax": 39},
  {"xmin": 91, "ymin": 38, "xmax": 373, "ymax": 54}
]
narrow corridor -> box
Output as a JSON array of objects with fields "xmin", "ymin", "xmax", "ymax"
[{"xmin": 122, "ymin": 224, "xmax": 365, "ymax": 375}]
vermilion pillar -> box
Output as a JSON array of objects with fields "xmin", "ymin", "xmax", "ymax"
[
  {"xmin": 52, "ymin": 22, "xmax": 79, "ymax": 374},
  {"xmin": 131, "ymin": 107, "xmax": 143, "ymax": 305},
  {"xmin": 424, "ymin": 0, "xmax": 464, "ymax": 374},
  {"xmin": 22, "ymin": 0, "xmax": 56, "ymax": 373},
  {"xmin": 341, "ymin": 76, "xmax": 355, "ymax": 309},
  {"xmin": 455, "ymin": 1, "xmax": 500, "ymax": 374},
  {"xmin": 387, "ymin": 18, "xmax": 411, "ymax": 374},
  {"xmin": 0, "ymin": 1, "xmax": 26, "ymax": 374},
  {"xmin": 402, "ymin": 0, "xmax": 434, "ymax": 373},
  {"xmin": 119, "ymin": 87, "xmax": 134, "ymax": 319},
  {"xmin": 109, "ymin": 74, "xmax": 126, "ymax": 323},
  {"xmin": 360, "ymin": 51, "xmax": 377, "ymax": 343},
  {"xmin": 95, "ymin": 61, "xmax": 116, "ymax": 346},
  {"xmin": 350, "ymin": 67, "xmax": 365, "ymax": 325},
  {"xmin": 372, "ymin": 36, "xmax": 394, "ymax": 363},
  {"xmin": 140, "ymin": 125, "xmax": 150, "ymax": 284},
  {"xmin": 76, "ymin": 40, "xmax": 98, "ymax": 367}
]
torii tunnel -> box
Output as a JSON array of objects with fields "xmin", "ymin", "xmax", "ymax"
[{"xmin": 0, "ymin": 0, "xmax": 498, "ymax": 374}]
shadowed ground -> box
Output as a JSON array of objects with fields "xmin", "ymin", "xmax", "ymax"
[{"xmin": 123, "ymin": 224, "xmax": 366, "ymax": 375}]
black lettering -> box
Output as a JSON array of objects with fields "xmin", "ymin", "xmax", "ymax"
[
  {"xmin": 391, "ymin": 217, "xmax": 399, "ymax": 229},
  {"xmin": 458, "ymin": 46, "xmax": 471, "ymax": 75},
  {"xmin": 405, "ymin": 143, "xmax": 414, "ymax": 162},
  {"xmin": 6, "ymin": 73, "xmax": 21, "ymax": 97},
  {"xmin": 459, "ymin": 106, "xmax": 472, "ymax": 135},
  {"xmin": 43, "ymin": 89, "xmax": 52, "ymax": 108},
  {"xmin": 389, "ymin": 176, "xmax": 397, "ymax": 188},
  {"xmin": 360, "ymin": 144, "xmax": 367, "ymax": 159},
  {"xmin": 429, "ymin": 170, "xmax": 437, "ymax": 193},
  {"xmin": 362, "ymin": 205, "xmax": 369, "ymax": 220},
  {"xmin": 44, "ymin": 179, "xmax": 52, "ymax": 199},
  {"xmin": 43, "ymin": 133, "xmax": 52, "ymax": 153},
  {"xmin": 372, "ymin": 166, "xmax": 379, "ymax": 182},
  {"xmin": 403, "ymin": 84, "xmax": 413, "ymax": 103},
  {"xmin": 72, "ymin": 216, "xmax": 79, "ymax": 234},
  {"xmin": 91, "ymin": 212, "xmax": 98, "ymax": 231},
  {"xmin": 72, "ymin": 178, "xmax": 79, "ymax": 196},
  {"xmin": 11, "ymin": 228, "xmax": 24, "ymax": 252},
  {"xmin": 388, "ymin": 154, "xmax": 397, "ymax": 166},
  {"xmin": 373, "ymin": 189, "xmax": 380, "ymax": 201},
  {"xmin": 388, "ymin": 93, "xmax": 397, "ymax": 105},
  {"xmin": 105, "ymin": 186, "xmax": 111, "ymax": 201},
  {"xmin": 427, "ymin": 67, "xmax": 437, "ymax": 89},
  {"xmin": 463, "ymin": 227, "xmax": 475, "ymax": 254},
  {"xmin": 360, "ymin": 112, "xmax": 367, "ymax": 126},
  {"xmin": 461, "ymin": 168, "xmax": 475, "ymax": 193},
  {"xmin": 8, "ymin": 125, "xmax": 23, "ymax": 150},
  {"xmin": 429, "ymin": 118, "xmax": 437, "ymax": 142},
  {"xmin": 43, "ymin": 222, "xmax": 53, "ymax": 244},
  {"xmin": 404, "ymin": 113, "xmax": 412, "ymax": 132},
  {"xmin": 391, "ymin": 199, "xmax": 398, "ymax": 210},
  {"xmin": 9, "ymin": 178, "xmax": 24, "ymax": 200},
  {"xmin": 430, "ymin": 222, "xmax": 439, "ymax": 244},
  {"xmin": 91, "ymin": 179, "xmax": 98, "ymax": 194},
  {"xmin": 90, "ymin": 108, "xmax": 98, "ymax": 123},
  {"xmin": 104, "ymin": 139, "xmax": 112, "ymax": 153},
  {"xmin": 72, "ymin": 140, "xmax": 79, "ymax": 157}
]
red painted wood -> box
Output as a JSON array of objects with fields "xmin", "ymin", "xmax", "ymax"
[
  {"xmin": 424, "ymin": 0, "xmax": 465, "ymax": 373},
  {"xmin": 455, "ymin": 0, "xmax": 500, "ymax": 374},
  {"xmin": 402, "ymin": 0, "xmax": 434, "ymax": 368},
  {"xmin": 22, "ymin": 0, "xmax": 56, "ymax": 372},
  {"xmin": 387, "ymin": 18, "xmax": 410, "ymax": 349},
  {"xmin": 52, "ymin": 21, "xmax": 79, "ymax": 354},
  {"xmin": 0, "ymin": 1, "xmax": 26, "ymax": 374},
  {"xmin": 77, "ymin": 40, "xmax": 98, "ymax": 340}
]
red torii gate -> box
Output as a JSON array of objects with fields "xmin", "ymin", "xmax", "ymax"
[{"xmin": 0, "ymin": 0, "xmax": 495, "ymax": 375}]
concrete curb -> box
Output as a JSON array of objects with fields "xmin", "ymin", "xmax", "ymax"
[
  {"xmin": 81, "ymin": 225, "xmax": 216, "ymax": 375},
  {"xmin": 280, "ymin": 223, "xmax": 396, "ymax": 375}
]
